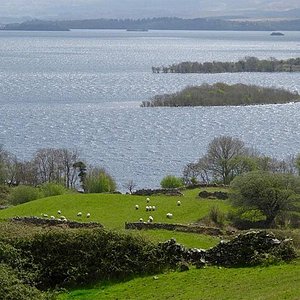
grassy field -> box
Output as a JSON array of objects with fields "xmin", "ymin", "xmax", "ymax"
[
  {"xmin": 59, "ymin": 260, "xmax": 300, "ymax": 300},
  {"xmin": 0, "ymin": 189, "xmax": 228, "ymax": 248},
  {"xmin": 1, "ymin": 188, "xmax": 299, "ymax": 300}
]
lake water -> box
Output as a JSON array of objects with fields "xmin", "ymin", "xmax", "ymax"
[{"xmin": 1, "ymin": 30, "xmax": 300, "ymax": 189}]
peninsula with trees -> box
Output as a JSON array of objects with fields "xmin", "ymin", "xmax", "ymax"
[
  {"xmin": 2, "ymin": 20, "xmax": 70, "ymax": 31},
  {"xmin": 152, "ymin": 57, "xmax": 300, "ymax": 74},
  {"xmin": 141, "ymin": 83, "xmax": 299, "ymax": 107}
]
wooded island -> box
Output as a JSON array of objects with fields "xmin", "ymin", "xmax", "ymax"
[
  {"xmin": 141, "ymin": 83, "xmax": 299, "ymax": 107},
  {"xmin": 152, "ymin": 57, "xmax": 300, "ymax": 74}
]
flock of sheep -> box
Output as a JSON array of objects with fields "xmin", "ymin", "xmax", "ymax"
[
  {"xmin": 136, "ymin": 197, "xmax": 181, "ymax": 223},
  {"xmin": 41, "ymin": 210, "xmax": 91, "ymax": 222}
]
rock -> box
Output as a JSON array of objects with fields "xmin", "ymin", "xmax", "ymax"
[
  {"xmin": 178, "ymin": 262, "xmax": 189, "ymax": 272},
  {"xmin": 199, "ymin": 190, "xmax": 228, "ymax": 200}
]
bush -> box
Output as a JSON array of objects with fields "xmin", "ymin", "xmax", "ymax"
[
  {"xmin": 9, "ymin": 185, "xmax": 41, "ymax": 205},
  {"xmin": 85, "ymin": 168, "xmax": 116, "ymax": 193},
  {"xmin": 160, "ymin": 175, "xmax": 183, "ymax": 189},
  {"xmin": 2, "ymin": 228, "xmax": 171, "ymax": 289},
  {"xmin": 0, "ymin": 185, "xmax": 10, "ymax": 205},
  {"xmin": 208, "ymin": 205, "xmax": 226, "ymax": 227},
  {"xmin": 231, "ymin": 171, "xmax": 300, "ymax": 227},
  {"xmin": 39, "ymin": 182, "xmax": 67, "ymax": 197},
  {"xmin": 0, "ymin": 264, "xmax": 50, "ymax": 300}
]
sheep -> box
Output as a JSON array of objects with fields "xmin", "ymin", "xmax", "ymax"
[
  {"xmin": 139, "ymin": 218, "xmax": 143, "ymax": 222},
  {"xmin": 152, "ymin": 206, "xmax": 156, "ymax": 211},
  {"xmin": 60, "ymin": 216, "xmax": 67, "ymax": 221},
  {"xmin": 135, "ymin": 205, "xmax": 139, "ymax": 210},
  {"xmin": 177, "ymin": 200, "xmax": 181, "ymax": 206},
  {"xmin": 86, "ymin": 213, "xmax": 91, "ymax": 218},
  {"xmin": 77, "ymin": 212, "xmax": 82, "ymax": 217},
  {"xmin": 42, "ymin": 214, "xmax": 48, "ymax": 218},
  {"xmin": 50, "ymin": 216, "xmax": 55, "ymax": 220},
  {"xmin": 146, "ymin": 206, "xmax": 149, "ymax": 211},
  {"xmin": 57, "ymin": 210, "xmax": 61, "ymax": 215},
  {"xmin": 148, "ymin": 206, "xmax": 152, "ymax": 211},
  {"xmin": 166, "ymin": 213, "xmax": 173, "ymax": 219},
  {"xmin": 148, "ymin": 216, "xmax": 153, "ymax": 222},
  {"xmin": 146, "ymin": 197, "xmax": 150, "ymax": 203}
]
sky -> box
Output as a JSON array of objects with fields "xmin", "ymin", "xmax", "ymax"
[{"xmin": 0, "ymin": 0, "xmax": 299, "ymax": 20}]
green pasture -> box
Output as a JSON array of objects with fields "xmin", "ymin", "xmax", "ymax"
[
  {"xmin": 0, "ymin": 189, "xmax": 231, "ymax": 229},
  {"xmin": 59, "ymin": 260, "xmax": 300, "ymax": 300},
  {"xmin": 1, "ymin": 188, "xmax": 299, "ymax": 300}
]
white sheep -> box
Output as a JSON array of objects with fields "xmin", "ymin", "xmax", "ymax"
[
  {"xmin": 148, "ymin": 206, "xmax": 152, "ymax": 211},
  {"xmin": 77, "ymin": 212, "xmax": 82, "ymax": 217},
  {"xmin": 135, "ymin": 205, "xmax": 139, "ymax": 210},
  {"xmin": 166, "ymin": 213, "xmax": 173, "ymax": 219},
  {"xmin": 146, "ymin": 206, "xmax": 149, "ymax": 211},
  {"xmin": 177, "ymin": 200, "xmax": 181, "ymax": 206},
  {"xmin": 43, "ymin": 214, "xmax": 48, "ymax": 218},
  {"xmin": 148, "ymin": 216, "xmax": 154, "ymax": 222},
  {"xmin": 60, "ymin": 216, "xmax": 66, "ymax": 220},
  {"xmin": 50, "ymin": 216, "xmax": 55, "ymax": 220},
  {"xmin": 139, "ymin": 218, "xmax": 143, "ymax": 222},
  {"xmin": 86, "ymin": 213, "xmax": 91, "ymax": 218},
  {"xmin": 146, "ymin": 197, "xmax": 150, "ymax": 203},
  {"xmin": 152, "ymin": 206, "xmax": 156, "ymax": 211},
  {"xmin": 57, "ymin": 210, "xmax": 61, "ymax": 215}
]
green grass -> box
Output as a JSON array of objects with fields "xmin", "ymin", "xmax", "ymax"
[
  {"xmin": 59, "ymin": 260, "xmax": 300, "ymax": 300},
  {"xmin": 0, "ymin": 189, "xmax": 230, "ymax": 231},
  {"xmin": 1, "ymin": 188, "xmax": 299, "ymax": 300},
  {"xmin": 0, "ymin": 188, "xmax": 227, "ymax": 248},
  {"xmin": 130, "ymin": 229, "xmax": 220, "ymax": 249}
]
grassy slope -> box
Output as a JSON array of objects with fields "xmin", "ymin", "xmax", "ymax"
[
  {"xmin": 59, "ymin": 261, "xmax": 300, "ymax": 300},
  {"xmin": 1, "ymin": 189, "xmax": 299, "ymax": 300},
  {"xmin": 0, "ymin": 189, "xmax": 228, "ymax": 248}
]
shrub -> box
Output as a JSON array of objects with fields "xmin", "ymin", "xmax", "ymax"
[
  {"xmin": 0, "ymin": 264, "xmax": 50, "ymax": 300},
  {"xmin": 209, "ymin": 205, "xmax": 226, "ymax": 227},
  {"xmin": 0, "ymin": 185, "xmax": 10, "ymax": 205},
  {"xmin": 160, "ymin": 175, "xmax": 183, "ymax": 189},
  {"xmin": 231, "ymin": 171, "xmax": 300, "ymax": 227},
  {"xmin": 3, "ymin": 228, "xmax": 170, "ymax": 289},
  {"xmin": 85, "ymin": 168, "xmax": 116, "ymax": 193},
  {"xmin": 39, "ymin": 182, "xmax": 67, "ymax": 197},
  {"xmin": 9, "ymin": 185, "xmax": 41, "ymax": 205}
]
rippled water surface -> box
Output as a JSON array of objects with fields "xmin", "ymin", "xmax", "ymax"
[{"xmin": 1, "ymin": 30, "xmax": 300, "ymax": 188}]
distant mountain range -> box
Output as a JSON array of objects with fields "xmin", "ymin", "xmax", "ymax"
[
  {"xmin": 2, "ymin": 17, "xmax": 300, "ymax": 32},
  {"xmin": 0, "ymin": 0, "xmax": 299, "ymax": 22}
]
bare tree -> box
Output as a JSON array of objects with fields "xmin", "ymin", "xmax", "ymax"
[
  {"xmin": 33, "ymin": 148, "xmax": 81, "ymax": 187},
  {"xmin": 123, "ymin": 179, "xmax": 137, "ymax": 194}
]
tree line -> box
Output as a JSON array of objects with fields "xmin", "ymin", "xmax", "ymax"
[
  {"xmin": 183, "ymin": 136, "xmax": 300, "ymax": 227},
  {"xmin": 58, "ymin": 17, "xmax": 300, "ymax": 31},
  {"xmin": 0, "ymin": 146, "xmax": 116, "ymax": 202},
  {"xmin": 141, "ymin": 83, "xmax": 299, "ymax": 107},
  {"xmin": 183, "ymin": 136, "xmax": 300, "ymax": 186},
  {"xmin": 152, "ymin": 57, "xmax": 300, "ymax": 74}
]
